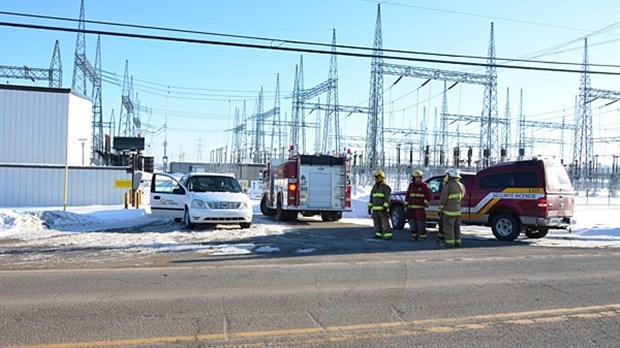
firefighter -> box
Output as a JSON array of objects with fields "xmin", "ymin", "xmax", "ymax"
[
  {"xmin": 368, "ymin": 170, "xmax": 393, "ymax": 240},
  {"xmin": 436, "ymin": 174, "xmax": 449, "ymax": 244},
  {"xmin": 406, "ymin": 169, "xmax": 431, "ymax": 241},
  {"xmin": 438, "ymin": 168, "xmax": 466, "ymax": 247}
]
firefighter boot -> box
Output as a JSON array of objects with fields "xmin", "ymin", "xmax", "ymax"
[
  {"xmin": 418, "ymin": 233, "xmax": 428, "ymax": 241},
  {"xmin": 411, "ymin": 233, "xmax": 418, "ymax": 241},
  {"xmin": 374, "ymin": 232, "xmax": 383, "ymax": 239},
  {"xmin": 383, "ymin": 231, "xmax": 393, "ymax": 240}
]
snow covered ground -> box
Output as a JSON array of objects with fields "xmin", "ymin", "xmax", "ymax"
[{"xmin": 0, "ymin": 188, "xmax": 618, "ymax": 259}]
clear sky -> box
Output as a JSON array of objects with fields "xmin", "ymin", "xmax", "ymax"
[{"xmin": 1, "ymin": 0, "xmax": 619, "ymax": 166}]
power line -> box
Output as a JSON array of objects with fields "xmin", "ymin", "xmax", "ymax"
[{"xmin": 1, "ymin": 12, "xmax": 620, "ymax": 70}]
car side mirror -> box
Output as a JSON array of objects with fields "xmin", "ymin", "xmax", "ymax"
[{"xmin": 172, "ymin": 187, "xmax": 185, "ymax": 195}]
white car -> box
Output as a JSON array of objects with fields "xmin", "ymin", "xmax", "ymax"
[{"xmin": 150, "ymin": 173, "xmax": 253, "ymax": 229}]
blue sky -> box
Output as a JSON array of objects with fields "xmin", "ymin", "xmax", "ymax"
[{"xmin": 1, "ymin": 0, "xmax": 619, "ymax": 165}]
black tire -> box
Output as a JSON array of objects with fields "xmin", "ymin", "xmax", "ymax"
[
  {"xmin": 174, "ymin": 218, "xmax": 182, "ymax": 223},
  {"xmin": 525, "ymin": 228, "xmax": 548, "ymax": 239},
  {"xmin": 491, "ymin": 213, "xmax": 521, "ymax": 241},
  {"xmin": 240, "ymin": 222, "xmax": 251, "ymax": 229},
  {"xmin": 390, "ymin": 205, "xmax": 406, "ymax": 230},
  {"xmin": 183, "ymin": 207, "xmax": 195, "ymax": 229},
  {"xmin": 260, "ymin": 194, "xmax": 269, "ymax": 215},
  {"xmin": 321, "ymin": 212, "xmax": 342, "ymax": 222}
]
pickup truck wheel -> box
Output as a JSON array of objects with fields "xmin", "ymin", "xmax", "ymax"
[
  {"xmin": 390, "ymin": 205, "xmax": 406, "ymax": 230},
  {"xmin": 183, "ymin": 207, "xmax": 195, "ymax": 229},
  {"xmin": 491, "ymin": 213, "xmax": 520, "ymax": 241},
  {"xmin": 525, "ymin": 228, "xmax": 548, "ymax": 239}
]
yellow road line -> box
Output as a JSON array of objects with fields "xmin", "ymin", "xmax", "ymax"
[{"xmin": 3, "ymin": 304, "xmax": 619, "ymax": 348}]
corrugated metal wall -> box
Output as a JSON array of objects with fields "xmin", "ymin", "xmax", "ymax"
[{"xmin": 0, "ymin": 164, "xmax": 132, "ymax": 208}]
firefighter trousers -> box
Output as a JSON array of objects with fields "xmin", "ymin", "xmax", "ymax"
[
  {"xmin": 442, "ymin": 215, "xmax": 461, "ymax": 246},
  {"xmin": 409, "ymin": 220, "xmax": 427, "ymax": 240},
  {"xmin": 372, "ymin": 211, "xmax": 392, "ymax": 237}
]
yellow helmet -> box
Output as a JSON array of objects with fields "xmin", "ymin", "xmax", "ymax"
[
  {"xmin": 374, "ymin": 170, "xmax": 385, "ymax": 178},
  {"xmin": 412, "ymin": 170, "xmax": 424, "ymax": 178}
]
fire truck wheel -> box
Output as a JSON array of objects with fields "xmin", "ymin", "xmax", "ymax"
[
  {"xmin": 260, "ymin": 195, "xmax": 269, "ymax": 215},
  {"xmin": 491, "ymin": 213, "xmax": 521, "ymax": 241},
  {"xmin": 525, "ymin": 228, "xmax": 548, "ymax": 239},
  {"xmin": 321, "ymin": 212, "xmax": 341, "ymax": 222},
  {"xmin": 183, "ymin": 207, "xmax": 195, "ymax": 229},
  {"xmin": 390, "ymin": 205, "xmax": 406, "ymax": 230}
]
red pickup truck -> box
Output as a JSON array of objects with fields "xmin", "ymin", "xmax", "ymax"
[{"xmin": 389, "ymin": 159, "xmax": 575, "ymax": 241}]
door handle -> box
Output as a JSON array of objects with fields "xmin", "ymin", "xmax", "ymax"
[{"xmin": 153, "ymin": 195, "xmax": 161, "ymax": 200}]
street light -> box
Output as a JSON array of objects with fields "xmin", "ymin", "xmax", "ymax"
[{"xmin": 78, "ymin": 138, "xmax": 88, "ymax": 165}]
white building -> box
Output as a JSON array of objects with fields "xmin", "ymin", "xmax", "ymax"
[
  {"xmin": 0, "ymin": 85, "xmax": 133, "ymax": 208},
  {"xmin": 0, "ymin": 84, "xmax": 92, "ymax": 165}
]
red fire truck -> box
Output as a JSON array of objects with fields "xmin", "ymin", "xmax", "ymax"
[{"xmin": 260, "ymin": 153, "xmax": 352, "ymax": 222}]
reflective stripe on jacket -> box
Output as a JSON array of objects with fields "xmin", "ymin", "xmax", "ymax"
[
  {"xmin": 405, "ymin": 181, "xmax": 431, "ymax": 210},
  {"xmin": 439, "ymin": 179, "xmax": 466, "ymax": 216},
  {"xmin": 369, "ymin": 180, "xmax": 392, "ymax": 211}
]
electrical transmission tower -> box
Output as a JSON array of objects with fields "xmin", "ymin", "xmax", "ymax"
[
  {"xmin": 371, "ymin": 10, "xmax": 496, "ymax": 171},
  {"xmin": 0, "ymin": 40, "xmax": 62, "ymax": 87},
  {"xmin": 480, "ymin": 22, "xmax": 499, "ymax": 167},
  {"xmin": 366, "ymin": 4, "xmax": 385, "ymax": 172},
  {"xmin": 572, "ymin": 38, "xmax": 620, "ymax": 192},
  {"xmin": 294, "ymin": 30, "xmax": 370, "ymax": 155},
  {"xmin": 117, "ymin": 60, "xmax": 137, "ymax": 137},
  {"xmin": 71, "ymin": 0, "xmax": 103, "ymax": 165}
]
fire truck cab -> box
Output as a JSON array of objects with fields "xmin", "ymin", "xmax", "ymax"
[{"xmin": 260, "ymin": 153, "xmax": 352, "ymax": 222}]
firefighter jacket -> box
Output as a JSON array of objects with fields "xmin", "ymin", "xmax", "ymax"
[
  {"xmin": 439, "ymin": 178, "xmax": 466, "ymax": 217},
  {"xmin": 406, "ymin": 180, "xmax": 431, "ymax": 219},
  {"xmin": 368, "ymin": 180, "xmax": 392, "ymax": 212}
]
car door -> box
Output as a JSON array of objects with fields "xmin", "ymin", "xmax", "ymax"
[{"xmin": 150, "ymin": 173, "xmax": 186, "ymax": 219}]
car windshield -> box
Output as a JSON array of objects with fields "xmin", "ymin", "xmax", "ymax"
[{"xmin": 188, "ymin": 176, "xmax": 243, "ymax": 193}]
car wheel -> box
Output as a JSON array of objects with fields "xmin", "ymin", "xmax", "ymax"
[
  {"xmin": 525, "ymin": 228, "xmax": 548, "ymax": 239},
  {"xmin": 183, "ymin": 207, "xmax": 195, "ymax": 229},
  {"xmin": 240, "ymin": 222, "xmax": 251, "ymax": 229},
  {"xmin": 390, "ymin": 205, "xmax": 406, "ymax": 230},
  {"xmin": 491, "ymin": 213, "xmax": 521, "ymax": 241}
]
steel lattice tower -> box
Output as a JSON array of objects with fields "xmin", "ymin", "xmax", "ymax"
[
  {"xmin": 323, "ymin": 29, "xmax": 340, "ymax": 154},
  {"xmin": 91, "ymin": 35, "xmax": 103, "ymax": 164},
  {"xmin": 253, "ymin": 87, "xmax": 264, "ymax": 162},
  {"xmin": 518, "ymin": 89, "xmax": 525, "ymax": 160},
  {"xmin": 502, "ymin": 87, "xmax": 511, "ymax": 162},
  {"xmin": 270, "ymin": 74, "xmax": 281, "ymax": 155},
  {"xmin": 1, "ymin": 41, "xmax": 62, "ymax": 87},
  {"xmin": 440, "ymin": 81, "xmax": 449, "ymax": 166},
  {"xmin": 366, "ymin": 3, "xmax": 385, "ymax": 171},
  {"xmin": 291, "ymin": 64, "xmax": 300, "ymax": 150},
  {"xmin": 117, "ymin": 60, "xmax": 136, "ymax": 137},
  {"xmin": 479, "ymin": 22, "xmax": 499, "ymax": 167},
  {"xmin": 50, "ymin": 40, "xmax": 62, "ymax": 88},
  {"xmin": 71, "ymin": 0, "xmax": 103, "ymax": 164},
  {"xmin": 573, "ymin": 38, "xmax": 593, "ymax": 191}
]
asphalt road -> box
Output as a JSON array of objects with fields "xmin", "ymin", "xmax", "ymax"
[{"xmin": 1, "ymin": 220, "xmax": 619, "ymax": 347}]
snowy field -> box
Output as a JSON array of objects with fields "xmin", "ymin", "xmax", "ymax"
[{"xmin": 0, "ymin": 188, "xmax": 619, "ymax": 259}]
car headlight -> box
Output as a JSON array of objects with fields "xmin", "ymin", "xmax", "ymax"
[{"xmin": 191, "ymin": 199, "xmax": 207, "ymax": 209}]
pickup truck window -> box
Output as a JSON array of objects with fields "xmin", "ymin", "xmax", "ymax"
[{"xmin": 480, "ymin": 171, "xmax": 537, "ymax": 189}]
